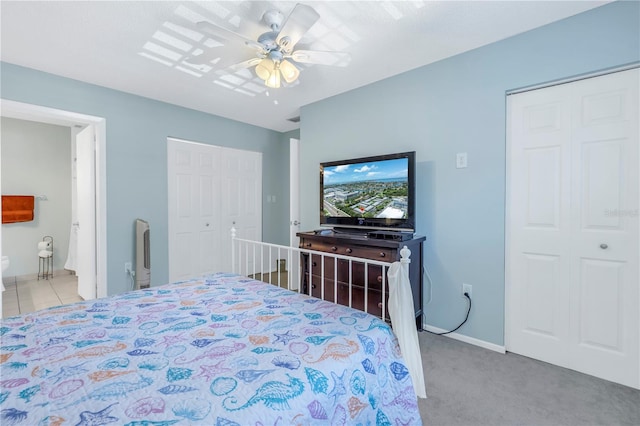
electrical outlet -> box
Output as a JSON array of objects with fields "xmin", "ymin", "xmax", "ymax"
[
  {"xmin": 125, "ymin": 262, "xmax": 132, "ymax": 274},
  {"xmin": 462, "ymin": 283, "xmax": 472, "ymax": 299}
]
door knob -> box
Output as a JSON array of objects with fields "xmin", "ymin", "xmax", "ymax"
[
  {"xmin": 205, "ymin": 223, "xmax": 210, "ymax": 227},
  {"xmin": 600, "ymin": 243, "xmax": 608, "ymax": 249}
]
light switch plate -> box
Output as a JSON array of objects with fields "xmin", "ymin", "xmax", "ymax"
[{"xmin": 456, "ymin": 152, "xmax": 468, "ymax": 168}]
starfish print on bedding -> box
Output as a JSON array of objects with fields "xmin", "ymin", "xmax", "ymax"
[
  {"xmin": 328, "ymin": 370, "xmax": 347, "ymax": 405},
  {"xmin": 75, "ymin": 402, "xmax": 119, "ymax": 426},
  {"xmin": 272, "ymin": 330, "xmax": 299, "ymax": 345},
  {"xmin": 157, "ymin": 333, "xmax": 186, "ymax": 348},
  {"xmin": 322, "ymin": 308, "xmax": 344, "ymax": 320},
  {"xmin": 135, "ymin": 313, "xmax": 157, "ymax": 323},
  {"xmin": 195, "ymin": 361, "xmax": 231, "ymax": 381},
  {"xmin": 375, "ymin": 337, "xmax": 389, "ymax": 364}
]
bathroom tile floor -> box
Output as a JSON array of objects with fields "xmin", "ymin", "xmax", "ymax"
[{"xmin": 2, "ymin": 272, "xmax": 82, "ymax": 318}]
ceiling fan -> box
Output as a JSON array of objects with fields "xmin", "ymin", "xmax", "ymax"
[{"xmin": 189, "ymin": 3, "xmax": 351, "ymax": 88}]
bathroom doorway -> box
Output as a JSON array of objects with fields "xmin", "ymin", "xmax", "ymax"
[{"xmin": 0, "ymin": 100, "xmax": 107, "ymax": 317}]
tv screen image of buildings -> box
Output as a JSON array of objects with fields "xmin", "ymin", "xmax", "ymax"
[{"xmin": 323, "ymin": 158, "xmax": 409, "ymax": 219}]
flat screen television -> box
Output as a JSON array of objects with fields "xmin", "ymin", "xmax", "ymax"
[{"xmin": 320, "ymin": 151, "xmax": 415, "ymax": 232}]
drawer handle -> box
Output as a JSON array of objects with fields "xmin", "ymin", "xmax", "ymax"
[
  {"xmin": 331, "ymin": 246, "xmax": 337, "ymax": 252},
  {"xmin": 312, "ymin": 284, "xmax": 316, "ymax": 289},
  {"xmin": 377, "ymin": 276, "xmax": 382, "ymax": 283},
  {"xmin": 346, "ymin": 248, "xmax": 352, "ymax": 254},
  {"xmin": 312, "ymin": 262, "xmax": 317, "ymax": 267},
  {"xmin": 306, "ymin": 243, "xmax": 312, "ymax": 247},
  {"xmin": 379, "ymin": 252, "xmax": 386, "ymax": 258}
]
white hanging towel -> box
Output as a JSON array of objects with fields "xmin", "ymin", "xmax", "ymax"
[
  {"xmin": 38, "ymin": 250, "xmax": 52, "ymax": 258},
  {"xmin": 387, "ymin": 260, "xmax": 427, "ymax": 398}
]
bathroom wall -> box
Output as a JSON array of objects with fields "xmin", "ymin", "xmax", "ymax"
[{"xmin": 1, "ymin": 117, "xmax": 71, "ymax": 279}]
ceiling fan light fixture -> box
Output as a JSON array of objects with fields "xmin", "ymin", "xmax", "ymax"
[
  {"xmin": 279, "ymin": 59, "xmax": 299, "ymax": 83},
  {"xmin": 265, "ymin": 68, "xmax": 281, "ymax": 88},
  {"xmin": 255, "ymin": 58, "xmax": 275, "ymax": 80}
]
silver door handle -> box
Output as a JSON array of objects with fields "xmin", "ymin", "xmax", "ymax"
[{"xmin": 600, "ymin": 243, "xmax": 608, "ymax": 249}]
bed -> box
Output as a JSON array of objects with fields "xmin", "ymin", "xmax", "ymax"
[{"xmin": 0, "ymin": 271, "xmax": 423, "ymax": 425}]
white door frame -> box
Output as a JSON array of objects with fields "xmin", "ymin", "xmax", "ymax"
[
  {"xmin": 289, "ymin": 137, "xmax": 300, "ymax": 247},
  {"xmin": 288, "ymin": 137, "xmax": 301, "ymax": 290},
  {"xmin": 0, "ymin": 99, "xmax": 108, "ymax": 299}
]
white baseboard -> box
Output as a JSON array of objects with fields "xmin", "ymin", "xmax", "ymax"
[{"xmin": 422, "ymin": 324, "xmax": 506, "ymax": 354}]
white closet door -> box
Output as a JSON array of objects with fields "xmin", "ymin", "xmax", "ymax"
[
  {"xmin": 168, "ymin": 139, "xmax": 262, "ymax": 282},
  {"xmin": 168, "ymin": 139, "xmax": 221, "ymax": 282},
  {"xmin": 219, "ymin": 146, "xmax": 262, "ymax": 274},
  {"xmin": 507, "ymin": 68, "xmax": 639, "ymax": 389}
]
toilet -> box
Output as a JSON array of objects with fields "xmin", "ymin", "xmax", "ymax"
[{"xmin": 1, "ymin": 256, "xmax": 8, "ymax": 273}]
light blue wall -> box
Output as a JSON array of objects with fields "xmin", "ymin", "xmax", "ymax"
[
  {"xmin": 1, "ymin": 64, "xmax": 289, "ymax": 295},
  {"xmin": 299, "ymin": 1, "xmax": 640, "ymax": 346}
]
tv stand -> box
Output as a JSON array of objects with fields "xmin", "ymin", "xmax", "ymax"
[{"xmin": 297, "ymin": 230, "xmax": 425, "ymax": 330}]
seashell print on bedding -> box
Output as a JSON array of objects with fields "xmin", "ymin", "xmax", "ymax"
[{"xmin": 0, "ymin": 272, "xmax": 421, "ymax": 424}]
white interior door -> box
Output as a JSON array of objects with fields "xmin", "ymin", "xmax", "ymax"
[
  {"xmin": 289, "ymin": 137, "xmax": 301, "ymax": 289},
  {"xmin": 168, "ymin": 139, "xmax": 262, "ymax": 282},
  {"xmin": 506, "ymin": 68, "xmax": 639, "ymax": 389},
  {"xmin": 220, "ymin": 147, "xmax": 262, "ymax": 273},
  {"xmin": 65, "ymin": 129, "xmax": 79, "ymax": 273},
  {"xmin": 168, "ymin": 139, "xmax": 221, "ymax": 282},
  {"xmin": 76, "ymin": 125, "xmax": 97, "ymax": 300}
]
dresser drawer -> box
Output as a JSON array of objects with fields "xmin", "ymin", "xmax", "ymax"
[
  {"xmin": 348, "ymin": 246, "xmax": 394, "ymax": 260},
  {"xmin": 303, "ymin": 278, "xmax": 389, "ymax": 319},
  {"xmin": 336, "ymin": 284, "xmax": 388, "ymax": 319},
  {"xmin": 336, "ymin": 260, "xmax": 388, "ymax": 290},
  {"xmin": 306, "ymin": 257, "xmax": 387, "ymax": 291},
  {"xmin": 300, "ymin": 238, "xmax": 394, "ymax": 261}
]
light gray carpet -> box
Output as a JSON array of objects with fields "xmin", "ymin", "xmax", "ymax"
[{"xmin": 416, "ymin": 332, "xmax": 640, "ymax": 425}]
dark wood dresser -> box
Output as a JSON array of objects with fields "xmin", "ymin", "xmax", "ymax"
[{"xmin": 297, "ymin": 230, "xmax": 425, "ymax": 329}]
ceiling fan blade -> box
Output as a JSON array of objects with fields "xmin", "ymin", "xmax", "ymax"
[
  {"xmin": 276, "ymin": 3, "xmax": 320, "ymax": 52},
  {"xmin": 229, "ymin": 57, "xmax": 263, "ymax": 71},
  {"xmin": 289, "ymin": 50, "xmax": 351, "ymax": 67},
  {"xmin": 197, "ymin": 21, "xmax": 266, "ymax": 52}
]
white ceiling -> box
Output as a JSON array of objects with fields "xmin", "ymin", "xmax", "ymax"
[{"xmin": 1, "ymin": 1, "xmax": 609, "ymax": 132}]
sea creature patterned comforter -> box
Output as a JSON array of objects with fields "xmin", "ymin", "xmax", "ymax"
[{"xmin": 0, "ymin": 273, "xmax": 421, "ymax": 425}]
